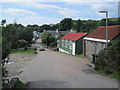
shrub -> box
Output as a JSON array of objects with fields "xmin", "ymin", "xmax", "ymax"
[
  {"xmin": 18, "ymin": 39, "xmax": 28, "ymax": 48},
  {"xmin": 95, "ymin": 40, "xmax": 120, "ymax": 79},
  {"xmin": 49, "ymin": 42, "xmax": 57, "ymax": 47}
]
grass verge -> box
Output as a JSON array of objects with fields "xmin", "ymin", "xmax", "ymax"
[
  {"xmin": 11, "ymin": 48, "xmax": 37, "ymax": 54},
  {"xmin": 2, "ymin": 81, "xmax": 25, "ymax": 89},
  {"xmin": 15, "ymin": 81, "xmax": 25, "ymax": 88},
  {"xmin": 60, "ymin": 52, "xmax": 86, "ymax": 58},
  {"xmin": 74, "ymin": 54, "xmax": 86, "ymax": 58}
]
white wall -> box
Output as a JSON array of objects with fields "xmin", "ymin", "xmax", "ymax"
[
  {"xmin": 59, "ymin": 48, "xmax": 70, "ymax": 54},
  {"xmin": 59, "ymin": 40, "xmax": 76, "ymax": 55},
  {"xmin": 72, "ymin": 42, "xmax": 76, "ymax": 55}
]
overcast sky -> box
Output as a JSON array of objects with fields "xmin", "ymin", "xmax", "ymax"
[{"xmin": 1, "ymin": 0, "xmax": 119, "ymax": 26}]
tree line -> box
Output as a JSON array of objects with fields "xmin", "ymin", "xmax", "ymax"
[
  {"xmin": 29, "ymin": 17, "xmax": 119, "ymax": 33},
  {"xmin": 1, "ymin": 17, "xmax": 119, "ymax": 60}
]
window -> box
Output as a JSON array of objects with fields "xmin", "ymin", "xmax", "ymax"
[
  {"xmin": 70, "ymin": 41, "xmax": 72, "ymax": 49},
  {"xmin": 62, "ymin": 39, "xmax": 64, "ymax": 46},
  {"xmin": 67, "ymin": 40, "xmax": 69, "ymax": 48},
  {"xmin": 65, "ymin": 40, "xmax": 68, "ymax": 48}
]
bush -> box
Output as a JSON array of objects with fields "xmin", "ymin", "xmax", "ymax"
[
  {"xmin": 18, "ymin": 39, "xmax": 28, "ymax": 48},
  {"xmin": 2, "ymin": 67, "xmax": 8, "ymax": 77},
  {"xmin": 49, "ymin": 42, "xmax": 57, "ymax": 47},
  {"xmin": 41, "ymin": 31, "xmax": 56, "ymax": 47},
  {"xmin": 41, "ymin": 32, "xmax": 49, "ymax": 44},
  {"xmin": 95, "ymin": 40, "xmax": 120, "ymax": 79}
]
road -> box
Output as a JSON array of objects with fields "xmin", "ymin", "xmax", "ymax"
[{"xmin": 18, "ymin": 39, "xmax": 118, "ymax": 88}]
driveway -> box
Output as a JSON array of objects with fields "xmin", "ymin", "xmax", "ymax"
[{"xmin": 18, "ymin": 48, "xmax": 118, "ymax": 88}]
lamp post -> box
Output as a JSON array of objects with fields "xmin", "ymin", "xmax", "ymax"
[{"xmin": 99, "ymin": 11, "xmax": 108, "ymax": 51}]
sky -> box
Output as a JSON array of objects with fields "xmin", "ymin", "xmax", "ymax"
[{"xmin": 1, "ymin": 0, "xmax": 119, "ymax": 26}]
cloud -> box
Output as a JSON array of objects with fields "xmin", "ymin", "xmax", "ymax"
[
  {"xmin": 23, "ymin": 2, "xmax": 61, "ymax": 9},
  {"xmin": 90, "ymin": 2, "xmax": 118, "ymax": 17},
  {"xmin": 2, "ymin": 8, "xmax": 37, "ymax": 15},
  {"xmin": 2, "ymin": 1, "xmax": 118, "ymax": 26},
  {"xmin": 17, "ymin": 2, "xmax": 118, "ymax": 18},
  {"xmin": 1, "ymin": 8, "xmax": 61, "ymax": 25},
  {"xmin": 13, "ymin": 15, "xmax": 61, "ymax": 26},
  {"xmin": 2, "ymin": 13, "xmax": 61, "ymax": 26},
  {"xmin": 1, "ymin": 2, "xmax": 80, "ymax": 25},
  {"xmin": 3, "ymin": 0, "xmax": 33, "ymax": 3},
  {"xmin": 58, "ymin": 8, "xmax": 79, "ymax": 17},
  {"xmin": 66, "ymin": 2, "xmax": 118, "ymax": 18},
  {"xmin": 18, "ymin": 2, "xmax": 79, "ymax": 17},
  {"xmin": 2, "ymin": 0, "xmax": 119, "ymax": 2}
]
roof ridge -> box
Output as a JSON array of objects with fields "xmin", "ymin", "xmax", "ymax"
[
  {"xmin": 61, "ymin": 33, "xmax": 87, "ymax": 41},
  {"xmin": 98, "ymin": 25, "xmax": 120, "ymax": 28},
  {"xmin": 86, "ymin": 25, "xmax": 120, "ymax": 40}
]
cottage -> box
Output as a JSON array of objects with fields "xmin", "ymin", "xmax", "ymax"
[
  {"xmin": 83, "ymin": 25, "xmax": 120, "ymax": 59},
  {"xmin": 45, "ymin": 29, "xmax": 76, "ymax": 38},
  {"xmin": 32, "ymin": 31, "xmax": 39, "ymax": 41},
  {"xmin": 59, "ymin": 33, "xmax": 87, "ymax": 55}
]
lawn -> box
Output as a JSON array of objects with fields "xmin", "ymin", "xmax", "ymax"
[
  {"xmin": 74, "ymin": 54, "xmax": 86, "ymax": 58},
  {"xmin": 11, "ymin": 48, "xmax": 37, "ymax": 54}
]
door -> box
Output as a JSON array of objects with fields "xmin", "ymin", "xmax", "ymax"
[{"xmin": 83, "ymin": 40, "xmax": 86, "ymax": 56}]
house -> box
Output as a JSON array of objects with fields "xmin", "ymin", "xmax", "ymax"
[
  {"xmin": 83, "ymin": 25, "xmax": 120, "ymax": 59},
  {"xmin": 32, "ymin": 31, "xmax": 39, "ymax": 41},
  {"xmin": 45, "ymin": 29, "xmax": 76, "ymax": 38},
  {"xmin": 59, "ymin": 33, "xmax": 87, "ymax": 55}
]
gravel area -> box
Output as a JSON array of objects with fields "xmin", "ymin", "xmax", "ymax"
[{"xmin": 5, "ymin": 54, "xmax": 36, "ymax": 78}]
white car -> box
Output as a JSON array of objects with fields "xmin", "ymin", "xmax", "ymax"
[{"xmin": 38, "ymin": 46, "xmax": 45, "ymax": 51}]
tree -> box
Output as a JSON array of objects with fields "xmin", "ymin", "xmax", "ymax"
[
  {"xmin": 2, "ymin": 24, "xmax": 21, "ymax": 49},
  {"xmin": 18, "ymin": 27, "xmax": 33, "ymax": 43},
  {"xmin": 99, "ymin": 18, "xmax": 106, "ymax": 26},
  {"xmin": 49, "ymin": 24, "xmax": 59, "ymax": 30},
  {"xmin": 18, "ymin": 39, "xmax": 28, "ymax": 48},
  {"xmin": 75, "ymin": 19, "xmax": 82, "ymax": 32},
  {"xmin": 49, "ymin": 42, "xmax": 57, "ymax": 48},
  {"xmin": 1, "ymin": 19, "xmax": 6, "ymax": 26},
  {"xmin": 41, "ymin": 32, "xmax": 49, "ymax": 44},
  {"xmin": 2, "ymin": 22, "xmax": 33, "ymax": 49},
  {"xmin": 82, "ymin": 20, "xmax": 99, "ymax": 33},
  {"xmin": 2, "ymin": 38, "xmax": 11, "ymax": 60},
  {"xmin": 41, "ymin": 32, "xmax": 56, "ymax": 47},
  {"xmin": 48, "ymin": 36, "xmax": 56, "ymax": 44},
  {"xmin": 57, "ymin": 34, "xmax": 64, "ymax": 40},
  {"xmin": 59, "ymin": 18, "xmax": 73, "ymax": 31},
  {"xmin": 99, "ymin": 18, "xmax": 119, "ymax": 26},
  {"xmin": 40, "ymin": 24, "xmax": 50, "ymax": 31}
]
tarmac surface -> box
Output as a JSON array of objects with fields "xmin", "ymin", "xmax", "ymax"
[
  {"xmin": 18, "ymin": 48, "xmax": 118, "ymax": 88},
  {"xmin": 6, "ymin": 39, "xmax": 118, "ymax": 88}
]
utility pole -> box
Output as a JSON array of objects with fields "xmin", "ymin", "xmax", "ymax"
[{"xmin": 99, "ymin": 11, "xmax": 108, "ymax": 54}]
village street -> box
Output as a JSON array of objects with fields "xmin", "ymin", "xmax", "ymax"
[{"xmin": 11, "ymin": 39, "xmax": 118, "ymax": 88}]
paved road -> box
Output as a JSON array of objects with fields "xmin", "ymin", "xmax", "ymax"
[{"xmin": 18, "ymin": 47, "xmax": 118, "ymax": 88}]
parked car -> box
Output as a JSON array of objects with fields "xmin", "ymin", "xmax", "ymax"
[{"xmin": 38, "ymin": 46, "xmax": 45, "ymax": 51}]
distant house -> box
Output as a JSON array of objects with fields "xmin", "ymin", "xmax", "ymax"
[
  {"xmin": 83, "ymin": 25, "xmax": 120, "ymax": 59},
  {"xmin": 32, "ymin": 31, "xmax": 39, "ymax": 41},
  {"xmin": 59, "ymin": 33, "xmax": 87, "ymax": 55},
  {"xmin": 46, "ymin": 29, "xmax": 76, "ymax": 38}
]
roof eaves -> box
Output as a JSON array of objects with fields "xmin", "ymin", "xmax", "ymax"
[{"xmin": 84, "ymin": 37, "xmax": 110, "ymax": 43}]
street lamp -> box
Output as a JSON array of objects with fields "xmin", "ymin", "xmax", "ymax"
[{"xmin": 99, "ymin": 11, "xmax": 108, "ymax": 50}]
